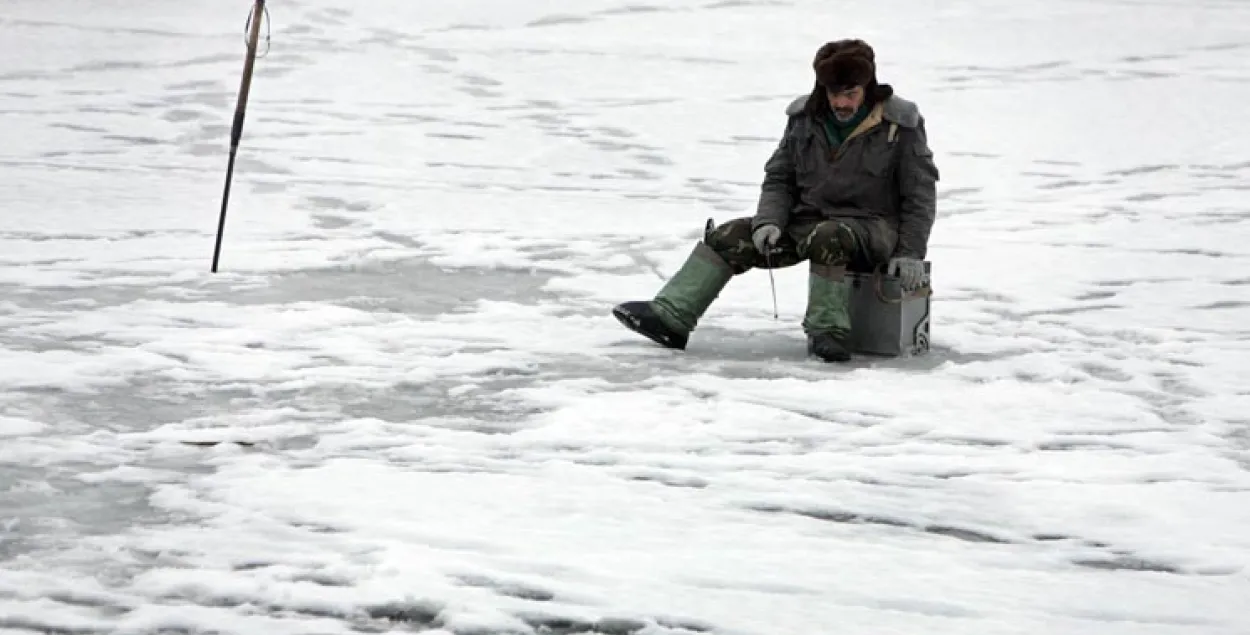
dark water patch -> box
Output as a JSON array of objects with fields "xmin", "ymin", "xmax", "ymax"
[
  {"xmin": 596, "ymin": 126, "xmax": 636, "ymax": 138},
  {"xmin": 42, "ymin": 591, "xmax": 131, "ymax": 617},
  {"xmin": 365, "ymin": 601, "xmax": 443, "ymax": 625},
  {"xmin": 283, "ymin": 24, "xmax": 323, "ymax": 36},
  {"xmin": 291, "ymin": 571, "xmax": 353, "ymax": 587},
  {"xmin": 938, "ymin": 187, "xmax": 983, "ymax": 200},
  {"xmin": 1152, "ymin": 373, "xmax": 1207, "ymax": 398},
  {"xmin": 1194, "ymin": 300, "xmax": 1250, "ymax": 310},
  {"xmin": 1075, "ymin": 290, "xmax": 1117, "ymax": 301},
  {"xmin": 584, "ymin": 96, "xmax": 679, "ymax": 109},
  {"xmin": 1107, "ymin": 163, "xmax": 1178, "ymax": 176},
  {"xmin": 304, "ymin": 195, "xmax": 372, "ymax": 212},
  {"xmin": 288, "ymin": 520, "xmax": 346, "ymax": 534},
  {"xmin": 1019, "ymin": 303, "xmax": 1123, "ymax": 317},
  {"xmin": 656, "ymin": 616, "xmax": 714, "ymax": 632},
  {"xmin": 514, "ymin": 615, "xmax": 597, "ymax": 634},
  {"xmin": 0, "ymin": 617, "xmax": 108, "ymax": 635},
  {"xmin": 752, "ymin": 503, "xmax": 1198, "ymax": 574},
  {"xmin": 1033, "ymin": 533, "xmax": 1072, "ymax": 541},
  {"xmin": 233, "ymin": 156, "xmax": 293, "ymax": 175},
  {"xmin": 457, "ymin": 85, "xmax": 503, "ymax": 99},
  {"xmin": 1037, "ymin": 178, "xmax": 1107, "ymax": 190},
  {"xmin": 1119, "ymin": 54, "xmax": 1180, "ymax": 63},
  {"xmin": 747, "ymin": 503, "xmax": 910, "ymax": 530},
  {"xmin": 926, "ymin": 436, "xmax": 1012, "ymax": 448},
  {"xmin": 68, "ymin": 60, "xmax": 147, "ymax": 73},
  {"xmin": 296, "ymin": 154, "xmax": 360, "ymax": 165},
  {"xmin": 526, "ymin": 14, "xmax": 593, "ymax": 27},
  {"xmin": 452, "ymin": 574, "xmax": 556, "ymax": 602},
  {"xmin": 687, "ymin": 179, "xmax": 733, "ymax": 195},
  {"xmin": 166, "ymin": 79, "xmax": 220, "ymax": 91},
  {"xmin": 1036, "ymin": 439, "xmax": 1133, "ymax": 452},
  {"xmin": 923, "ymin": 524, "xmax": 1011, "ymax": 544},
  {"xmin": 1124, "ymin": 191, "xmax": 1196, "ymax": 202},
  {"xmin": 1073, "ymin": 556, "xmax": 1180, "ymax": 574},
  {"xmin": 461, "ymin": 74, "xmax": 501, "ymax": 87},
  {"xmin": 436, "ymin": 23, "xmax": 493, "ymax": 32},
  {"xmin": 747, "ymin": 502, "xmax": 1013, "ymax": 544},
  {"xmin": 161, "ymin": 108, "xmax": 204, "ymax": 123},
  {"xmin": 949, "ymin": 151, "xmax": 1001, "ymax": 159},
  {"xmin": 231, "ymin": 561, "xmax": 272, "ymax": 571},
  {"xmin": 511, "ymin": 614, "xmax": 693, "ymax": 635},
  {"xmin": 427, "ymin": 131, "xmax": 484, "ymax": 141},
  {"xmin": 178, "ymin": 440, "xmax": 258, "ymax": 449},
  {"xmin": 0, "ymin": 71, "xmax": 51, "ymax": 81},
  {"xmin": 101, "ymin": 135, "xmax": 164, "ymax": 146},
  {"xmin": 146, "ymin": 90, "xmax": 231, "ymax": 111},
  {"xmin": 312, "ymin": 214, "xmax": 357, "ymax": 230},
  {"xmin": 47, "ymin": 122, "xmax": 108, "ymax": 133},
  {"xmin": 0, "ymin": 333, "xmax": 93, "ymax": 353},
  {"xmin": 1079, "ymin": 362, "xmax": 1134, "ymax": 382},
  {"xmin": 626, "ymin": 472, "xmax": 709, "ymax": 489},
  {"xmin": 1092, "ymin": 279, "xmax": 1141, "ymax": 288},
  {"xmin": 588, "ymin": 139, "xmax": 659, "ymax": 153},
  {"xmin": 598, "ymin": 4, "xmax": 667, "ymax": 15},
  {"xmin": 1149, "ymin": 247, "xmax": 1231, "ymax": 258},
  {"xmin": 426, "ymin": 161, "xmax": 526, "ymax": 172},
  {"xmin": 160, "ymin": 53, "xmax": 238, "ymax": 70},
  {"xmin": 616, "ymin": 167, "xmax": 661, "ymax": 180},
  {"xmin": 704, "ymin": 0, "xmax": 789, "ymax": 7},
  {"xmin": 634, "ymin": 153, "xmax": 673, "ymax": 166},
  {"xmin": 1113, "ymin": 69, "xmax": 1177, "ymax": 80}
]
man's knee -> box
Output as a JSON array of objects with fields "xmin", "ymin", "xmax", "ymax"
[
  {"xmin": 704, "ymin": 217, "xmax": 756, "ymax": 273},
  {"xmin": 803, "ymin": 221, "xmax": 857, "ymax": 265}
]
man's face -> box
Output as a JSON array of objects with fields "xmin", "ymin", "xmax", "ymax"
[{"xmin": 826, "ymin": 86, "xmax": 865, "ymax": 122}]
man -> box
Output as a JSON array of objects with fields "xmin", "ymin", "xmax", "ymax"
[{"xmin": 612, "ymin": 39, "xmax": 939, "ymax": 362}]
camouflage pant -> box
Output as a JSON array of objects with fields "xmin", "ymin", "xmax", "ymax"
[{"xmin": 704, "ymin": 216, "xmax": 888, "ymax": 275}]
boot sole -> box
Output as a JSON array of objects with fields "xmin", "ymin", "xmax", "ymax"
[
  {"xmin": 807, "ymin": 342, "xmax": 852, "ymax": 362},
  {"xmin": 612, "ymin": 306, "xmax": 687, "ymax": 350}
]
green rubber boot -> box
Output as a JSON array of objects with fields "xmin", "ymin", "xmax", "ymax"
[
  {"xmin": 802, "ymin": 263, "xmax": 853, "ymax": 362},
  {"xmin": 612, "ymin": 242, "xmax": 733, "ymax": 350}
]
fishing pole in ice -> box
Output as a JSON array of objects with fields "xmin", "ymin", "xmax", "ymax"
[
  {"xmin": 704, "ymin": 217, "xmax": 780, "ymax": 320},
  {"xmin": 211, "ymin": 0, "xmax": 272, "ymax": 273},
  {"xmin": 763, "ymin": 246, "xmax": 779, "ymax": 320}
]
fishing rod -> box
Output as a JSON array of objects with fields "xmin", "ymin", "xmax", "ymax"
[{"xmin": 211, "ymin": 0, "xmax": 270, "ymax": 273}]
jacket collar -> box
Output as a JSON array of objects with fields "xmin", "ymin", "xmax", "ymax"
[{"xmin": 841, "ymin": 102, "xmax": 886, "ymax": 144}]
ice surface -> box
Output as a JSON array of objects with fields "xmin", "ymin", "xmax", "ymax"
[{"xmin": 2, "ymin": 0, "xmax": 1249, "ymax": 633}]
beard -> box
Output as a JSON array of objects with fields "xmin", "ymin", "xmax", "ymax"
[{"xmin": 833, "ymin": 107, "xmax": 857, "ymax": 121}]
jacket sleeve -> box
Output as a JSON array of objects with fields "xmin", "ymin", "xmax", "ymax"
[
  {"xmin": 751, "ymin": 119, "xmax": 798, "ymax": 232},
  {"xmin": 894, "ymin": 118, "xmax": 940, "ymax": 260}
]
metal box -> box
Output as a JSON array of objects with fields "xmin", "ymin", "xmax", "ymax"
[{"xmin": 845, "ymin": 262, "xmax": 931, "ymax": 357}]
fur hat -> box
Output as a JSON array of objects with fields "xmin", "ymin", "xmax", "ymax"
[{"xmin": 813, "ymin": 39, "xmax": 876, "ymax": 90}]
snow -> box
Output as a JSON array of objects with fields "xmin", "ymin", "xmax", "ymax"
[{"xmin": 2, "ymin": 0, "xmax": 1249, "ymax": 634}]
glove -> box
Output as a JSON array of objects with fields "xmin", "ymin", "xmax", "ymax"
[
  {"xmin": 752, "ymin": 225, "xmax": 782, "ymax": 254},
  {"xmin": 888, "ymin": 257, "xmax": 925, "ymax": 292}
]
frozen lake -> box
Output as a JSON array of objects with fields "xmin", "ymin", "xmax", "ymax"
[{"xmin": 2, "ymin": 1, "xmax": 1249, "ymax": 633}]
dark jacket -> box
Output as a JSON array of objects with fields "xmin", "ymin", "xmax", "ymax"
[{"xmin": 751, "ymin": 91, "xmax": 940, "ymax": 261}]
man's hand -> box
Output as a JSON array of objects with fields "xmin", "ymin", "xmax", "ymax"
[
  {"xmin": 888, "ymin": 257, "xmax": 926, "ymax": 292},
  {"xmin": 752, "ymin": 225, "xmax": 782, "ymax": 254}
]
